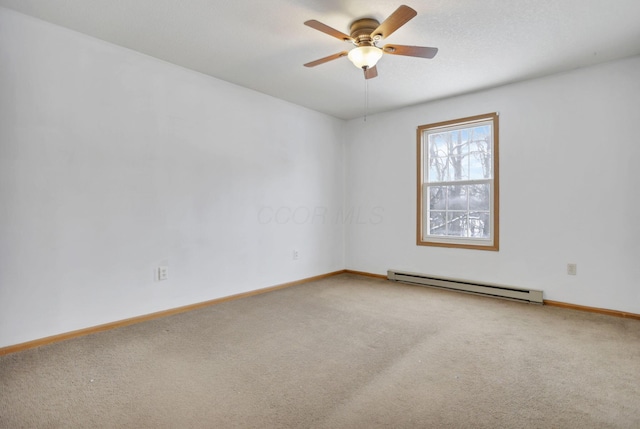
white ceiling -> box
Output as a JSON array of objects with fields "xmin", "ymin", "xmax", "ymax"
[{"xmin": 1, "ymin": 0, "xmax": 639, "ymax": 120}]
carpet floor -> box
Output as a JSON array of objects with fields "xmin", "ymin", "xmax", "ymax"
[{"xmin": 1, "ymin": 273, "xmax": 639, "ymax": 428}]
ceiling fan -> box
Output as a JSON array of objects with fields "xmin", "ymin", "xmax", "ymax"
[{"xmin": 303, "ymin": 5, "xmax": 438, "ymax": 79}]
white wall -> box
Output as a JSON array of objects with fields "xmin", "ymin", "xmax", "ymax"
[
  {"xmin": 0, "ymin": 8, "xmax": 345, "ymax": 348},
  {"xmin": 345, "ymin": 55, "xmax": 640, "ymax": 314}
]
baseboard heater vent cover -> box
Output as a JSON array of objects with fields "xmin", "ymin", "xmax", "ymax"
[{"xmin": 387, "ymin": 270, "xmax": 543, "ymax": 304}]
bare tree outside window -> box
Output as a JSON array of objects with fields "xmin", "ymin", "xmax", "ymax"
[{"xmin": 417, "ymin": 113, "xmax": 499, "ymax": 250}]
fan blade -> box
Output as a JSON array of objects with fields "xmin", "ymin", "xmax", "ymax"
[
  {"xmin": 304, "ymin": 20, "xmax": 352, "ymax": 42},
  {"xmin": 382, "ymin": 44, "xmax": 438, "ymax": 59},
  {"xmin": 371, "ymin": 5, "xmax": 417, "ymax": 39},
  {"xmin": 364, "ymin": 66, "xmax": 378, "ymax": 79},
  {"xmin": 304, "ymin": 51, "xmax": 349, "ymax": 67}
]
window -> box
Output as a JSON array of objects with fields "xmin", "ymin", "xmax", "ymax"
[{"xmin": 417, "ymin": 113, "xmax": 499, "ymax": 250}]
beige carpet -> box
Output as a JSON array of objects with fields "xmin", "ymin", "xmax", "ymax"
[{"xmin": 1, "ymin": 273, "xmax": 639, "ymax": 428}]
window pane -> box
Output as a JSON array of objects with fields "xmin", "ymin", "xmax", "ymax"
[
  {"xmin": 428, "ymin": 186, "xmax": 447, "ymax": 210},
  {"xmin": 428, "ymin": 134, "xmax": 449, "ymax": 156},
  {"xmin": 458, "ymin": 131, "xmax": 472, "ymax": 156},
  {"xmin": 469, "ymin": 151, "xmax": 490, "ymax": 180},
  {"xmin": 468, "ymin": 212, "xmax": 490, "ymax": 238},
  {"xmin": 429, "ymin": 211, "xmax": 447, "ymax": 236},
  {"xmin": 446, "ymin": 212, "xmax": 467, "ymax": 236},
  {"xmin": 447, "ymin": 155, "xmax": 467, "ymax": 181},
  {"xmin": 469, "ymin": 183, "xmax": 490, "ymax": 211},
  {"xmin": 428, "ymin": 157, "xmax": 448, "ymax": 182},
  {"xmin": 447, "ymin": 185, "xmax": 467, "ymax": 210}
]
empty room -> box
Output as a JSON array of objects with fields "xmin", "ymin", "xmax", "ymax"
[{"xmin": 1, "ymin": 1, "xmax": 639, "ymax": 427}]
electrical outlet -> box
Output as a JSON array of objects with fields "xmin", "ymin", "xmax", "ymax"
[
  {"xmin": 567, "ymin": 263, "xmax": 577, "ymax": 276},
  {"xmin": 293, "ymin": 250, "xmax": 299, "ymax": 260},
  {"xmin": 157, "ymin": 266, "xmax": 169, "ymax": 281}
]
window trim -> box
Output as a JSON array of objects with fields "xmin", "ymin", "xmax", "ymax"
[{"xmin": 416, "ymin": 112, "xmax": 499, "ymax": 251}]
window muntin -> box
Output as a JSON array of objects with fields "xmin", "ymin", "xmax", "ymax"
[{"xmin": 417, "ymin": 113, "xmax": 498, "ymax": 250}]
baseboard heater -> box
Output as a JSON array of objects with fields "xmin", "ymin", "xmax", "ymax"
[{"xmin": 387, "ymin": 270, "xmax": 543, "ymax": 304}]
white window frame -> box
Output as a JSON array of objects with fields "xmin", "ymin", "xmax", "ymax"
[{"xmin": 417, "ymin": 112, "xmax": 499, "ymax": 251}]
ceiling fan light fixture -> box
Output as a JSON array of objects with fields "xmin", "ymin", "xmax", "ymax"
[{"xmin": 347, "ymin": 46, "xmax": 383, "ymax": 69}]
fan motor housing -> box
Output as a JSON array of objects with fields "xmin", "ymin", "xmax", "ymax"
[{"xmin": 350, "ymin": 18, "xmax": 380, "ymax": 46}]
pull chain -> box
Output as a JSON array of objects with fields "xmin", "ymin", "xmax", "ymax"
[{"xmin": 364, "ymin": 76, "xmax": 368, "ymax": 122}]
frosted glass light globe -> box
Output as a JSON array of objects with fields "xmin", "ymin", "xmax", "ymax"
[{"xmin": 347, "ymin": 46, "xmax": 383, "ymax": 69}]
